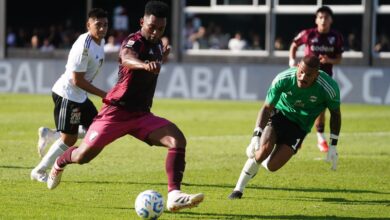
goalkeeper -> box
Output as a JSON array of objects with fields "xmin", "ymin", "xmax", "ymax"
[{"xmin": 228, "ymin": 55, "xmax": 341, "ymax": 199}]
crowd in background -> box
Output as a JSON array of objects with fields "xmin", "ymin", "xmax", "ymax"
[{"xmin": 5, "ymin": 12, "xmax": 390, "ymax": 53}]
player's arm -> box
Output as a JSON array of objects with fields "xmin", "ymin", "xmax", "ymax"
[
  {"xmin": 255, "ymin": 102, "xmax": 274, "ymax": 130},
  {"xmin": 72, "ymin": 72, "xmax": 106, "ymax": 98},
  {"xmin": 327, "ymin": 107, "xmax": 341, "ymax": 170},
  {"xmin": 162, "ymin": 41, "xmax": 171, "ymax": 64},
  {"xmin": 329, "ymin": 107, "xmax": 341, "ymax": 140},
  {"xmin": 120, "ymin": 45, "xmax": 161, "ymax": 74},
  {"xmin": 246, "ymin": 102, "xmax": 275, "ymax": 158},
  {"xmin": 288, "ymin": 42, "xmax": 299, "ymax": 67}
]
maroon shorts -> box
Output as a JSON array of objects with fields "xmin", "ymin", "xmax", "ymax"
[{"xmin": 83, "ymin": 105, "xmax": 172, "ymax": 149}]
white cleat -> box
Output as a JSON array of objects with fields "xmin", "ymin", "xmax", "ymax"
[
  {"xmin": 47, "ymin": 163, "xmax": 64, "ymax": 190},
  {"xmin": 30, "ymin": 168, "xmax": 48, "ymax": 183},
  {"xmin": 166, "ymin": 191, "xmax": 204, "ymax": 212},
  {"xmin": 37, "ymin": 127, "xmax": 56, "ymax": 158}
]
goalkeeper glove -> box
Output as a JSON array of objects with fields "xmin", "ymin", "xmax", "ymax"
[
  {"xmin": 246, "ymin": 127, "xmax": 262, "ymax": 158},
  {"xmin": 326, "ymin": 145, "xmax": 338, "ymax": 170}
]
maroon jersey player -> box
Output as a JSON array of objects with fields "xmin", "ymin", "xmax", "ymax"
[
  {"xmin": 46, "ymin": 1, "xmax": 204, "ymax": 212},
  {"xmin": 289, "ymin": 5, "xmax": 344, "ymax": 153}
]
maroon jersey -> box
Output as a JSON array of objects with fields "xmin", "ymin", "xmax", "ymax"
[
  {"xmin": 293, "ymin": 28, "xmax": 344, "ymax": 76},
  {"xmin": 105, "ymin": 31, "xmax": 163, "ymax": 111}
]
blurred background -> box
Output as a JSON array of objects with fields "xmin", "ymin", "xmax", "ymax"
[{"xmin": 1, "ymin": 0, "xmax": 390, "ymax": 105}]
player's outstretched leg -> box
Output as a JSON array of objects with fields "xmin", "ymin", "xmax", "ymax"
[
  {"xmin": 47, "ymin": 158, "xmax": 64, "ymax": 190},
  {"xmin": 167, "ymin": 190, "xmax": 204, "ymax": 212},
  {"xmin": 228, "ymin": 158, "xmax": 259, "ymax": 199},
  {"xmin": 30, "ymin": 168, "xmax": 48, "ymax": 183}
]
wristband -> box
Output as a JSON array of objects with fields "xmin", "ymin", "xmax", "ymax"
[
  {"xmin": 253, "ymin": 127, "xmax": 263, "ymax": 137},
  {"xmin": 330, "ymin": 133, "xmax": 339, "ymax": 146}
]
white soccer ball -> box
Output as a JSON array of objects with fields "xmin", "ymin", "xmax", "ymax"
[{"xmin": 135, "ymin": 190, "xmax": 164, "ymax": 219}]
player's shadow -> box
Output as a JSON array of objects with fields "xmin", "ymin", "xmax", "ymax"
[
  {"xmin": 0, "ymin": 165, "xmax": 33, "ymax": 169},
  {"xmin": 67, "ymin": 180, "xmax": 389, "ymax": 195}
]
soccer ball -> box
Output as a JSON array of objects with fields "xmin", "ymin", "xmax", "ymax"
[{"xmin": 134, "ymin": 190, "xmax": 164, "ymax": 219}]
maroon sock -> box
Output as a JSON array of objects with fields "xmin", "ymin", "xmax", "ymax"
[
  {"xmin": 165, "ymin": 147, "xmax": 186, "ymax": 192},
  {"xmin": 56, "ymin": 146, "xmax": 77, "ymax": 168}
]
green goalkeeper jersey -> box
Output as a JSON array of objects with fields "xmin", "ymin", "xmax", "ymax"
[{"xmin": 265, "ymin": 67, "xmax": 340, "ymax": 133}]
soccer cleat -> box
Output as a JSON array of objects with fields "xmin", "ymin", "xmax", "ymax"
[
  {"xmin": 228, "ymin": 190, "xmax": 243, "ymax": 199},
  {"xmin": 317, "ymin": 140, "xmax": 329, "ymax": 152},
  {"xmin": 30, "ymin": 168, "xmax": 48, "ymax": 183},
  {"xmin": 47, "ymin": 162, "xmax": 64, "ymax": 190},
  {"xmin": 37, "ymin": 127, "xmax": 56, "ymax": 158},
  {"xmin": 166, "ymin": 191, "xmax": 204, "ymax": 212}
]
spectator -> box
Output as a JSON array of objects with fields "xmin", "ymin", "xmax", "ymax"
[
  {"xmin": 228, "ymin": 32, "xmax": 247, "ymax": 51},
  {"xmin": 113, "ymin": 5, "xmax": 128, "ymax": 31},
  {"xmin": 40, "ymin": 38, "xmax": 55, "ymax": 52},
  {"xmin": 345, "ymin": 32, "xmax": 361, "ymax": 51},
  {"xmin": 208, "ymin": 25, "xmax": 229, "ymax": 49},
  {"xmin": 30, "ymin": 35, "xmax": 40, "ymax": 49},
  {"xmin": 6, "ymin": 27, "xmax": 17, "ymax": 47},
  {"xmin": 249, "ymin": 32, "xmax": 262, "ymax": 50},
  {"xmin": 104, "ymin": 35, "xmax": 120, "ymax": 53},
  {"xmin": 374, "ymin": 33, "xmax": 390, "ymax": 52},
  {"xmin": 190, "ymin": 26, "xmax": 209, "ymax": 49},
  {"xmin": 274, "ymin": 37, "xmax": 285, "ymax": 50}
]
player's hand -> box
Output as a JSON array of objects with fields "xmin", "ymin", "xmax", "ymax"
[
  {"xmin": 319, "ymin": 54, "xmax": 329, "ymax": 64},
  {"xmin": 246, "ymin": 136, "xmax": 260, "ymax": 159},
  {"xmin": 289, "ymin": 58, "xmax": 297, "ymax": 67},
  {"xmin": 162, "ymin": 44, "xmax": 171, "ymax": 62},
  {"xmin": 326, "ymin": 145, "xmax": 338, "ymax": 170},
  {"xmin": 144, "ymin": 61, "xmax": 161, "ymax": 74}
]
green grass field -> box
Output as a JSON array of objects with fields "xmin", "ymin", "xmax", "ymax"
[{"xmin": 0, "ymin": 94, "xmax": 389, "ymax": 220}]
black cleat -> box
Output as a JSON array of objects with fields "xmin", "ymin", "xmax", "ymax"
[{"xmin": 228, "ymin": 191, "xmax": 243, "ymax": 199}]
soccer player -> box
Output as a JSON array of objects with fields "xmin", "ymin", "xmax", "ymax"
[
  {"xmin": 47, "ymin": 1, "xmax": 204, "ymax": 212},
  {"xmin": 30, "ymin": 8, "xmax": 108, "ymax": 182},
  {"xmin": 228, "ymin": 55, "xmax": 341, "ymax": 199},
  {"xmin": 288, "ymin": 6, "xmax": 344, "ymax": 153}
]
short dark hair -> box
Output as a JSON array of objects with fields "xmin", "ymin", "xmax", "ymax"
[
  {"xmin": 145, "ymin": 1, "xmax": 169, "ymax": 18},
  {"xmin": 302, "ymin": 55, "xmax": 320, "ymax": 69},
  {"xmin": 88, "ymin": 8, "xmax": 108, "ymax": 19},
  {"xmin": 316, "ymin": 5, "xmax": 333, "ymax": 18}
]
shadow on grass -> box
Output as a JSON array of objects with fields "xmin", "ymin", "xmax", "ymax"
[
  {"xmin": 65, "ymin": 180, "xmax": 389, "ymax": 195},
  {"xmin": 0, "ymin": 165, "xmax": 33, "ymax": 169}
]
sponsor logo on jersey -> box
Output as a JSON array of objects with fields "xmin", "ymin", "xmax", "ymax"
[
  {"xmin": 310, "ymin": 45, "xmax": 334, "ymax": 52},
  {"xmin": 89, "ymin": 130, "xmax": 99, "ymax": 142},
  {"xmin": 125, "ymin": 40, "xmax": 135, "ymax": 48},
  {"xmin": 328, "ymin": 36, "xmax": 335, "ymax": 45},
  {"xmin": 149, "ymin": 48, "xmax": 154, "ymax": 55},
  {"xmin": 311, "ymin": 38, "xmax": 319, "ymax": 43},
  {"xmin": 286, "ymin": 91, "xmax": 293, "ymax": 96},
  {"xmin": 309, "ymin": 95, "xmax": 318, "ymax": 102},
  {"xmin": 294, "ymin": 100, "xmax": 305, "ymax": 107},
  {"xmin": 82, "ymin": 48, "xmax": 88, "ymax": 56}
]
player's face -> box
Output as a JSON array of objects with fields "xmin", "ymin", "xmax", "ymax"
[
  {"xmin": 87, "ymin": 17, "xmax": 109, "ymax": 42},
  {"xmin": 296, "ymin": 62, "xmax": 319, "ymax": 88},
  {"xmin": 141, "ymin": 15, "xmax": 166, "ymax": 43},
  {"xmin": 315, "ymin": 12, "xmax": 332, "ymax": 33}
]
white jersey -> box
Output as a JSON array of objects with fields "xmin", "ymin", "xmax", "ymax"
[{"xmin": 52, "ymin": 32, "xmax": 105, "ymax": 103}]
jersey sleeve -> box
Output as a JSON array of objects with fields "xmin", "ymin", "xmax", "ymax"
[
  {"xmin": 326, "ymin": 81, "xmax": 341, "ymax": 110},
  {"xmin": 265, "ymin": 75, "xmax": 285, "ymax": 105},
  {"xmin": 293, "ymin": 29, "xmax": 308, "ymax": 46},
  {"xmin": 67, "ymin": 41, "xmax": 89, "ymax": 73},
  {"xmin": 122, "ymin": 38, "xmax": 142, "ymax": 56}
]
